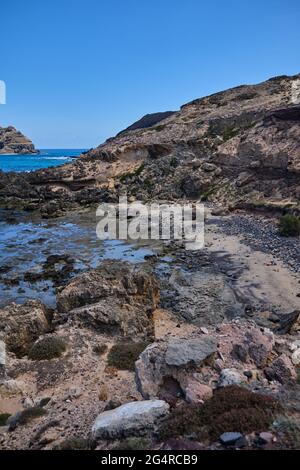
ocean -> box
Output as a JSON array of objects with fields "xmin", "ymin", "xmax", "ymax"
[{"xmin": 0, "ymin": 148, "xmax": 86, "ymax": 172}]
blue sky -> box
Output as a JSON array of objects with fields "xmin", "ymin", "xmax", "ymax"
[{"xmin": 0, "ymin": 0, "xmax": 299, "ymax": 148}]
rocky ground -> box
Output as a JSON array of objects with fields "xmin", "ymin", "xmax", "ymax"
[
  {"xmin": 0, "ymin": 73, "xmax": 299, "ymax": 450},
  {"xmin": 0, "ymin": 209, "xmax": 299, "ymax": 451}
]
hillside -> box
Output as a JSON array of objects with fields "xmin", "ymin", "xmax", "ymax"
[
  {"xmin": 0, "ymin": 74, "xmax": 299, "ymax": 216},
  {"xmin": 0, "ymin": 126, "xmax": 38, "ymax": 154}
]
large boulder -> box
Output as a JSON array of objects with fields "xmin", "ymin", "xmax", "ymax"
[
  {"xmin": 91, "ymin": 400, "xmax": 169, "ymax": 439},
  {"xmin": 135, "ymin": 336, "xmax": 218, "ymax": 399},
  {"xmin": 56, "ymin": 261, "xmax": 159, "ymax": 339},
  {"xmin": 0, "ymin": 300, "xmax": 50, "ymax": 357}
]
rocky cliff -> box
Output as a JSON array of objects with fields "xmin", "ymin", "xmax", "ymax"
[
  {"xmin": 0, "ymin": 73, "xmax": 299, "ymax": 216},
  {"xmin": 0, "ymin": 126, "xmax": 38, "ymax": 154}
]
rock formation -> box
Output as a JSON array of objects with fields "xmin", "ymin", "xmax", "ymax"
[
  {"xmin": 0, "ymin": 126, "xmax": 38, "ymax": 154},
  {"xmin": 0, "ymin": 73, "xmax": 299, "ymax": 215}
]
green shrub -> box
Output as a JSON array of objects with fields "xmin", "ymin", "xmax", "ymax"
[
  {"xmin": 112, "ymin": 437, "xmax": 151, "ymax": 450},
  {"xmin": 159, "ymin": 386, "xmax": 281, "ymax": 442},
  {"xmin": 57, "ymin": 437, "xmax": 91, "ymax": 450},
  {"xmin": 11, "ymin": 407, "xmax": 47, "ymax": 428},
  {"xmin": 107, "ymin": 341, "xmax": 149, "ymax": 371},
  {"xmin": 278, "ymin": 215, "xmax": 300, "ymax": 237},
  {"xmin": 0, "ymin": 413, "xmax": 11, "ymax": 426},
  {"xmin": 28, "ymin": 336, "xmax": 66, "ymax": 360}
]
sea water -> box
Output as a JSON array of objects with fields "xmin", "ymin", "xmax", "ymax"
[{"xmin": 0, "ymin": 149, "xmax": 86, "ymax": 172}]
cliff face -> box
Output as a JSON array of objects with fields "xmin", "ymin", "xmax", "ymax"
[
  {"xmin": 0, "ymin": 74, "xmax": 299, "ymax": 216},
  {"xmin": 0, "ymin": 126, "xmax": 38, "ymax": 154}
]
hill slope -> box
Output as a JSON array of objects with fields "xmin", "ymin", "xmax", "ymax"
[{"xmin": 0, "ymin": 73, "xmax": 299, "ymax": 216}]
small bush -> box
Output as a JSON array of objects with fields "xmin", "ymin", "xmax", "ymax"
[
  {"xmin": 107, "ymin": 341, "xmax": 149, "ymax": 371},
  {"xmin": 159, "ymin": 386, "xmax": 281, "ymax": 442},
  {"xmin": 93, "ymin": 343, "xmax": 108, "ymax": 356},
  {"xmin": 0, "ymin": 413, "xmax": 11, "ymax": 426},
  {"xmin": 9, "ymin": 407, "xmax": 47, "ymax": 430},
  {"xmin": 57, "ymin": 437, "xmax": 91, "ymax": 450},
  {"xmin": 113, "ymin": 437, "xmax": 151, "ymax": 450},
  {"xmin": 28, "ymin": 336, "xmax": 66, "ymax": 361},
  {"xmin": 278, "ymin": 215, "xmax": 300, "ymax": 237}
]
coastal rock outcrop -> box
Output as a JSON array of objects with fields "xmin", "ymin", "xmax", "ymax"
[
  {"xmin": 0, "ymin": 300, "xmax": 50, "ymax": 357},
  {"xmin": 0, "ymin": 74, "xmax": 299, "ymax": 215},
  {"xmin": 0, "ymin": 126, "xmax": 38, "ymax": 154},
  {"xmin": 56, "ymin": 260, "xmax": 159, "ymax": 339}
]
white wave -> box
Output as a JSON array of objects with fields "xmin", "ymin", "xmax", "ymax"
[{"xmin": 42, "ymin": 156, "xmax": 72, "ymax": 160}]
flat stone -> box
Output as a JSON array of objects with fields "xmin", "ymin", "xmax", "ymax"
[
  {"xmin": 220, "ymin": 432, "xmax": 243, "ymax": 446},
  {"xmin": 91, "ymin": 400, "xmax": 169, "ymax": 439},
  {"xmin": 217, "ymin": 369, "xmax": 244, "ymax": 387},
  {"xmin": 259, "ymin": 432, "xmax": 273, "ymax": 444},
  {"xmin": 165, "ymin": 337, "xmax": 217, "ymax": 367}
]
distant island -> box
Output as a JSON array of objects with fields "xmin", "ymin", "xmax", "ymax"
[{"xmin": 0, "ymin": 126, "xmax": 38, "ymax": 154}]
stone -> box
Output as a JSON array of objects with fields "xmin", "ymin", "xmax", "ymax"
[
  {"xmin": 291, "ymin": 349, "xmax": 300, "ymax": 366},
  {"xmin": 276, "ymin": 310, "xmax": 300, "ymax": 335},
  {"xmin": 211, "ymin": 207, "xmax": 229, "ymax": 216},
  {"xmin": 0, "ymin": 300, "xmax": 50, "ymax": 357},
  {"xmin": 165, "ymin": 337, "xmax": 218, "ymax": 367},
  {"xmin": 202, "ymin": 162, "xmax": 218, "ymax": 172},
  {"xmin": 219, "ymin": 432, "xmax": 243, "ymax": 446},
  {"xmin": 217, "ymin": 369, "xmax": 244, "ymax": 388},
  {"xmin": 57, "ymin": 261, "xmax": 159, "ymax": 340},
  {"xmin": 91, "ymin": 400, "xmax": 169, "ymax": 439},
  {"xmin": 259, "ymin": 432, "xmax": 273, "ymax": 444},
  {"xmin": 185, "ymin": 380, "xmax": 213, "ymax": 404},
  {"xmin": 236, "ymin": 172, "xmax": 253, "ymax": 187},
  {"xmin": 264, "ymin": 354, "xmax": 296, "ymax": 384},
  {"xmin": 232, "ymin": 327, "xmax": 274, "ymax": 368}
]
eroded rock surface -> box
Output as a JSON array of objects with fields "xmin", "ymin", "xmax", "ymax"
[
  {"xmin": 57, "ymin": 261, "xmax": 159, "ymax": 339},
  {"xmin": 0, "ymin": 300, "xmax": 50, "ymax": 357}
]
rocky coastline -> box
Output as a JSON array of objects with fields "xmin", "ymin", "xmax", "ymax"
[{"xmin": 0, "ymin": 73, "xmax": 299, "ymax": 451}]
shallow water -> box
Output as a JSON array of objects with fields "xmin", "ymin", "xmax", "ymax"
[
  {"xmin": 0, "ymin": 210, "xmax": 154, "ymax": 307},
  {"xmin": 0, "ymin": 149, "xmax": 85, "ymax": 172}
]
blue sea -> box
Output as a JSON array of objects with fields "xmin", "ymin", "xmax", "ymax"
[{"xmin": 0, "ymin": 149, "xmax": 86, "ymax": 172}]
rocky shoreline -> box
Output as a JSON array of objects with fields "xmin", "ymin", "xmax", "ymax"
[
  {"xmin": 0, "ymin": 73, "xmax": 300, "ymax": 451},
  {"xmin": 0, "ymin": 126, "xmax": 38, "ymax": 155},
  {"xmin": 0, "ymin": 208, "xmax": 299, "ymax": 451}
]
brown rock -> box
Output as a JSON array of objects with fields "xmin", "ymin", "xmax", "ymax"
[
  {"xmin": 264, "ymin": 354, "xmax": 296, "ymax": 384},
  {"xmin": 0, "ymin": 300, "xmax": 50, "ymax": 357},
  {"xmin": 185, "ymin": 380, "xmax": 213, "ymax": 404},
  {"xmin": 57, "ymin": 261, "xmax": 159, "ymax": 340}
]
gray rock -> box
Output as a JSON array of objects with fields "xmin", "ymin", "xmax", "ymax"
[
  {"xmin": 165, "ymin": 337, "xmax": 218, "ymax": 367},
  {"xmin": 219, "ymin": 432, "xmax": 243, "ymax": 446},
  {"xmin": 217, "ymin": 369, "xmax": 244, "ymax": 387},
  {"xmin": 202, "ymin": 162, "xmax": 218, "ymax": 172},
  {"xmin": 91, "ymin": 400, "xmax": 169, "ymax": 439}
]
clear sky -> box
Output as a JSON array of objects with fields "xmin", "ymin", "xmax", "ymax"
[{"xmin": 0, "ymin": 0, "xmax": 299, "ymax": 149}]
